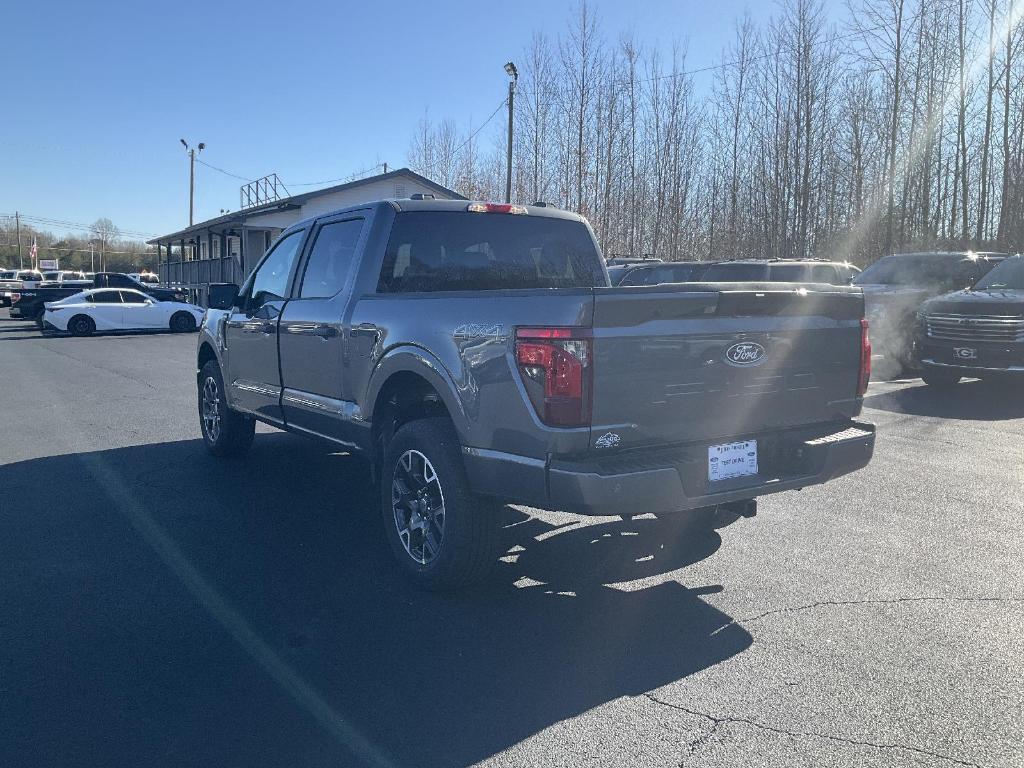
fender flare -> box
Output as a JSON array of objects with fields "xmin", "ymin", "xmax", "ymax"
[{"xmin": 364, "ymin": 344, "xmax": 470, "ymax": 442}]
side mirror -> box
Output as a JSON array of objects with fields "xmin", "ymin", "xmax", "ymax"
[{"xmin": 208, "ymin": 283, "xmax": 239, "ymax": 310}]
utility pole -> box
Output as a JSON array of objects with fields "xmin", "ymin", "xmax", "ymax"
[
  {"xmin": 90, "ymin": 241, "xmax": 95, "ymax": 272},
  {"xmin": 504, "ymin": 62, "xmax": 518, "ymax": 204},
  {"xmin": 180, "ymin": 139, "xmax": 205, "ymax": 226},
  {"xmin": 15, "ymin": 211, "xmax": 23, "ymax": 268}
]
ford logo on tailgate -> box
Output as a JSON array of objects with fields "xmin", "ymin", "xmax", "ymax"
[{"xmin": 725, "ymin": 341, "xmax": 767, "ymax": 366}]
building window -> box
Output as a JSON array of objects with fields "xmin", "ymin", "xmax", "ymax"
[
  {"xmin": 212, "ymin": 237, "xmax": 221, "ymax": 259},
  {"xmin": 200, "ymin": 240, "xmax": 208, "ymax": 260},
  {"xmin": 228, "ymin": 236, "xmax": 240, "ymax": 258},
  {"xmin": 395, "ymin": 183, "xmax": 406, "ymax": 198}
]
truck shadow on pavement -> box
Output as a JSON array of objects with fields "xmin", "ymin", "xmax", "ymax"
[
  {"xmin": 864, "ymin": 379, "xmax": 1024, "ymax": 421},
  {"xmin": 0, "ymin": 432, "xmax": 752, "ymax": 768}
]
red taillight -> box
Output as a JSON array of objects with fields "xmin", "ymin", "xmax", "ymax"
[
  {"xmin": 857, "ymin": 318, "xmax": 872, "ymax": 396},
  {"xmin": 515, "ymin": 327, "xmax": 592, "ymax": 427}
]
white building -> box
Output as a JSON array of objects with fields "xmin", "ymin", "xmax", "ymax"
[{"xmin": 150, "ymin": 167, "xmax": 463, "ymax": 301}]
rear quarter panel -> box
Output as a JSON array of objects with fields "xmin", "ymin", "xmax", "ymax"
[{"xmin": 350, "ymin": 290, "xmax": 595, "ymax": 459}]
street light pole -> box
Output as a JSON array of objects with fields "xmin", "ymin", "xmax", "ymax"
[
  {"xmin": 504, "ymin": 62, "xmax": 518, "ymax": 205},
  {"xmin": 180, "ymin": 139, "xmax": 205, "ymax": 226}
]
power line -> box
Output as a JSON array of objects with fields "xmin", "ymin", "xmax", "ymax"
[
  {"xmin": 286, "ymin": 163, "xmax": 387, "ymax": 187},
  {"xmin": 0, "ymin": 212, "xmax": 156, "ymax": 238},
  {"xmin": 195, "ymin": 157, "xmax": 253, "ymax": 182},
  {"xmin": 196, "ymin": 157, "xmax": 390, "ymax": 190},
  {"xmin": 413, "ymin": 96, "xmax": 508, "ymax": 177}
]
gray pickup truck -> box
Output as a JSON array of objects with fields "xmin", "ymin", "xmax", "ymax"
[{"xmin": 196, "ymin": 198, "xmax": 875, "ymax": 589}]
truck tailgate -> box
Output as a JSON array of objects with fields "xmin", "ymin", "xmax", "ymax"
[{"xmin": 589, "ymin": 283, "xmax": 865, "ymax": 451}]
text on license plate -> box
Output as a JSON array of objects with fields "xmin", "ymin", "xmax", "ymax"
[{"xmin": 708, "ymin": 440, "xmax": 758, "ymax": 482}]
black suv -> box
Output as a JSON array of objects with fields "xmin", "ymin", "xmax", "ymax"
[
  {"xmin": 914, "ymin": 254, "xmax": 1024, "ymax": 386},
  {"xmin": 853, "ymin": 251, "xmax": 1007, "ymax": 370}
]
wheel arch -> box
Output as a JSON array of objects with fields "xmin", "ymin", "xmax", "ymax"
[
  {"xmin": 366, "ymin": 347, "xmax": 470, "ymax": 472},
  {"xmin": 197, "ymin": 341, "xmax": 220, "ymax": 383}
]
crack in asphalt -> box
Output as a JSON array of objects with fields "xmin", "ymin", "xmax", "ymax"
[
  {"xmin": 712, "ymin": 595, "xmax": 1023, "ymax": 635},
  {"xmin": 643, "ymin": 693, "xmax": 985, "ymax": 768}
]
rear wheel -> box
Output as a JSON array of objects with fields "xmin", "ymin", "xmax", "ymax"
[
  {"xmin": 170, "ymin": 311, "xmax": 197, "ymax": 333},
  {"xmin": 921, "ymin": 369, "xmax": 961, "ymax": 388},
  {"xmin": 380, "ymin": 417, "xmax": 499, "ymax": 590},
  {"xmin": 68, "ymin": 314, "xmax": 95, "ymax": 337},
  {"xmin": 198, "ymin": 360, "xmax": 255, "ymax": 457}
]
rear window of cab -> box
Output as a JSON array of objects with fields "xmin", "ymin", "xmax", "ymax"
[{"xmin": 377, "ymin": 211, "xmax": 607, "ymax": 292}]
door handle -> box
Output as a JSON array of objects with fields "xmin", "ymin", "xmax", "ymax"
[
  {"xmin": 313, "ymin": 325, "xmax": 338, "ymax": 339},
  {"xmin": 350, "ymin": 323, "xmax": 380, "ymax": 337},
  {"xmin": 259, "ymin": 322, "xmax": 275, "ymax": 335}
]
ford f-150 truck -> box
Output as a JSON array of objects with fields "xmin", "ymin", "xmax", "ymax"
[
  {"xmin": 10, "ymin": 272, "xmax": 185, "ymax": 321},
  {"xmin": 196, "ymin": 198, "xmax": 876, "ymax": 589},
  {"xmin": 914, "ymin": 254, "xmax": 1024, "ymax": 386}
]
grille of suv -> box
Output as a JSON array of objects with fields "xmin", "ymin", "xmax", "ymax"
[{"xmin": 925, "ymin": 313, "xmax": 1024, "ymax": 342}]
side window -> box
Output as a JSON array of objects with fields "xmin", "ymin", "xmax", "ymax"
[
  {"xmin": 248, "ymin": 230, "xmax": 304, "ymax": 310},
  {"xmin": 808, "ymin": 265, "xmax": 839, "ymax": 284},
  {"xmin": 769, "ymin": 264, "xmax": 808, "ymax": 282},
  {"xmin": 92, "ymin": 291, "xmax": 122, "ymax": 304},
  {"xmin": 120, "ymin": 290, "xmax": 148, "ymax": 303},
  {"xmin": 299, "ymin": 218, "xmax": 364, "ymax": 299}
]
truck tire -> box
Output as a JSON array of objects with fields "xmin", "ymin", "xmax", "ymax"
[
  {"xmin": 198, "ymin": 360, "xmax": 255, "ymax": 457},
  {"xmin": 68, "ymin": 315, "xmax": 95, "ymax": 337},
  {"xmin": 381, "ymin": 417, "xmax": 499, "ymax": 591},
  {"xmin": 170, "ymin": 311, "xmax": 197, "ymax": 333},
  {"xmin": 921, "ymin": 370, "xmax": 960, "ymax": 388}
]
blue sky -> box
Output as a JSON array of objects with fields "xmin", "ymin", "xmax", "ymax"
[{"xmin": 1, "ymin": 0, "xmax": 845, "ymax": 240}]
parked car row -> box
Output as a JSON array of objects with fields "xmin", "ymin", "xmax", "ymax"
[
  {"xmin": 9, "ymin": 271, "xmax": 187, "ymax": 322},
  {"xmin": 0, "ymin": 268, "xmax": 201, "ymax": 337}
]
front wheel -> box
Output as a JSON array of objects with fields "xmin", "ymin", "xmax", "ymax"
[
  {"xmin": 198, "ymin": 360, "xmax": 255, "ymax": 457},
  {"xmin": 381, "ymin": 417, "xmax": 499, "ymax": 590},
  {"xmin": 921, "ymin": 369, "xmax": 961, "ymax": 388}
]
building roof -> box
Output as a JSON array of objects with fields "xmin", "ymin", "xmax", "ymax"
[{"xmin": 148, "ymin": 167, "xmax": 465, "ymax": 244}]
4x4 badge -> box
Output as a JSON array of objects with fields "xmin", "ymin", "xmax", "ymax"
[{"xmin": 595, "ymin": 432, "xmax": 620, "ymax": 449}]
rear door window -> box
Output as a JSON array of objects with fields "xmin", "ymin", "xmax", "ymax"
[
  {"xmin": 377, "ymin": 211, "xmax": 605, "ymax": 292},
  {"xmin": 808, "ymin": 265, "xmax": 840, "ymax": 283},
  {"xmin": 768, "ymin": 264, "xmax": 809, "ymax": 282},
  {"xmin": 299, "ymin": 218, "xmax": 364, "ymax": 299},
  {"xmin": 91, "ymin": 290, "xmax": 122, "ymax": 304}
]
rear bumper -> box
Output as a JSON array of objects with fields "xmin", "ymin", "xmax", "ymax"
[{"xmin": 463, "ymin": 420, "xmax": 876, "ymax": 516}]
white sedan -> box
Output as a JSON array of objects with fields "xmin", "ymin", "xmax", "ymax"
[{"xmin": 43, "ymin": 288, "xmax": 205, "ymax": 336}]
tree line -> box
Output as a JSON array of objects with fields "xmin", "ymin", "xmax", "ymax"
[
  {"xmin": 0, "ymin": 217, "xmax": 157, "ymax": 273},
  {"xmin": 408, "ymin": 0, "xmax": 1024, "ymax": 265}
]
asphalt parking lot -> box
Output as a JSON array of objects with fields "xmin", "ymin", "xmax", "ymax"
[{"xmin": 1, "ymin": 310, "xmax": 1022, "ymax": 768}]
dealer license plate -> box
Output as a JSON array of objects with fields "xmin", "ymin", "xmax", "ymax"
[{"xmin": 708, "ymin": 440, "xmax": 758, "ymax": 482}]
